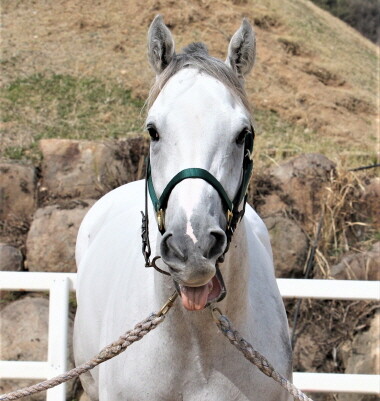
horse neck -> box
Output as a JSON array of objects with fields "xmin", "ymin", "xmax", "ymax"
[
  {"xmin": 220, "ymin": 221, "xmax": 250, "ymax": 317},
  {"xmin": 154, "ymin": 220, "xmax": 250, "ymax": 325}
]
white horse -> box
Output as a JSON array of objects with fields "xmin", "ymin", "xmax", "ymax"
[{"xmin": 74, "ymin": 16, "xmax": 292, "ymax": 401}]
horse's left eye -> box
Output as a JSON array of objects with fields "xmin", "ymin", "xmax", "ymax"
[{"xmin": 235, "ymin": 128, "xmax": 249, "ymax": 145}]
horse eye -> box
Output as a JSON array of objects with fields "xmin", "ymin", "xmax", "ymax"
[
  {"xmin": 235, "ymin": 128, "xmax": 248, "ymax": 145},
  {"xmin": 147, "ymin": 125, "xmax": 159, "ymax": 141}
]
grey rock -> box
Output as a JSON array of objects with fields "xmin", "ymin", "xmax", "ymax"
[
  {"xmin": 116, "ymin": 133, "xmax": 149, "ymax": 181},
  {"xmin": 0, "ymin": 296, "xmax": 75, "ymax": 400},
  {"xmin": 292, "ymin": 332, "xmax": 319, "ymax": 372},
  {"xmin": 39, "ymin": 138, "xmax": 130, "ymax": 199},
  {"xmin": 0, "ymin": 297, "xmax": 49, "ymax": 361},
  {"xmin": 0, "ymin": 243, "xmax": 23, "ymax": 271},
  {"xmin": 256, "ymin": 193, "xmax": 287, "ymax": 217},
  {"xmin": 256, "ymin": 154, "xmax": 336, "ymax": 228},
  {"xmin": 346, "ymin": 312, "xmax": 380, "ymax": 374},
  {"xmin": 362, "ymin": 177, "xmax": 380, "ymax": 229},
  {"xmin": 331, "ymin": 242, "xmax": 380, "ymax": 281},
  {"xmin": 26, "ymin": 201, "xmax": 95, "ymax": 272},
  {"xmin": 263, "ymin": 215, "xmax": 308, "ymax": 277},
  {"xmin": 0, "ymin": 163, "xmax": 36, "ymax": 224},
  {"xmin": 338, "ymin": 312, "xmax": 380, "ymax": 401}
]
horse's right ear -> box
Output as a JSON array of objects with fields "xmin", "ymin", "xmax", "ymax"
[{"xmin": 148, "ymin": 15, "xmax": 175, "ymax": 75}]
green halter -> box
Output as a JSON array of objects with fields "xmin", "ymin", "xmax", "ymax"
[
  {"xmin": 141, "ymin": 128, "xmax": 255, "ymax": 300},
  {"xmin": 146, "ymin": 128, "xmax": 254, "ymax": 237}
]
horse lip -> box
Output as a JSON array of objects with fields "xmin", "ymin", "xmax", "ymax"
[{"xmin": 206, "ymin": 273, "xmax": 225, "ymax": 304}]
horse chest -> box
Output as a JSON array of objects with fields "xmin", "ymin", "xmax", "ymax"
[{"xmin": 99, "ymin": 317, "xmax": 289, "ymax": 401}]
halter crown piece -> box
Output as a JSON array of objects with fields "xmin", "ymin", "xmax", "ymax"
[{"xmin": 141, "ymin": 127, "xmax": 255, "ymax": 300}]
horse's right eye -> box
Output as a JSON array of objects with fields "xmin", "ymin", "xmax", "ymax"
[
  {"xmin": 235, "ymin": 128, "xmax": 248, "ymax": 146},
  {"xmin": 147, "ymin": 125, "xmax": 160, "ymax": 141}
]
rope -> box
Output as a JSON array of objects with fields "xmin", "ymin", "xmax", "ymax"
[
  {"xmin": 0, "ymin": 313, "xmax": 165, "ymax": 400},
  {"xmin": 212, "ymin": 307, "xmax": 314, "ymax": 401},
  {"xmin": 1, "ymin": 292, "xmax": 313, "ymax": 401}
]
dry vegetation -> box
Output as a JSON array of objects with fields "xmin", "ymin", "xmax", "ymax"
[
  {"xmin": 1, "ymin": 0, "xmax": 378, "ymax": 168},
  {"xmin": 284, "ymin": 167, "xmax": 379, "ymax": 401}
]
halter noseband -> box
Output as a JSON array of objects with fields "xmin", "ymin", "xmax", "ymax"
[{"xmin": 141, "ymin": 127, "xmax": 255, "ymax": 301}]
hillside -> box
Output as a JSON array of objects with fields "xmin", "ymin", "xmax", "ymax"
[
  {"xmin": 311, "ymin": 0, "xmax": 379, "ymax": 43},
  {"xmin": 1, "ymin": 0, "xmax": 378, "ymax": 168}
]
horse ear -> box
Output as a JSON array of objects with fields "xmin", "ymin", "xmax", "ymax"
[
  {"xmin": 226, "ymin": 19, "xmax": 256, "ymax": 80},
  {"xmin": 148, "ymin": 15, "xmax": 175, "ymax": 75}
]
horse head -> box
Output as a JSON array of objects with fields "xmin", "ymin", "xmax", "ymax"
[{"xmin": 146, "ymin": 16, "xmax": 256, "ymax": 310}]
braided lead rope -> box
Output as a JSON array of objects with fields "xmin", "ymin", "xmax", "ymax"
[
  {"xmin": 0, "ymin": 292, "xmax": 179, "ymax": 401},
  {"xmin": 1, "ymin": 293, "xmax": 313, "ymax": 401},
  {"xmin": 211, "ymin": 307, "xmax": 314, "ymax": 401}
]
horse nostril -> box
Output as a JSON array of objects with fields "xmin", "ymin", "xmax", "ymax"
[
  {"xmin": 205, "ymin": 229, "xmax": 227, "ymax": 260},
  {"xmin": 161, "ymin": 233, "xmax": 187, "ymax": 262}
]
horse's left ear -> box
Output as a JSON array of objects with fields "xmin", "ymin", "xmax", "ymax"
[
  {"xmin": 225, "ymin": 19, "xmax": 256, "ymax": 80},
  {"xmin": 148, "ymin": 15, "xmax": 175, "ymax": 75}
]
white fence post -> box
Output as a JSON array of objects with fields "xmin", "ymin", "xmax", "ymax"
[{"xmin": 46, "ymin": 276, "xmax": 70, "ymax": 401}]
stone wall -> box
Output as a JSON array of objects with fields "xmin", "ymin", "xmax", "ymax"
[
  {"xmin": 0, "ymin": 134, "xmax": 148, "ymax": 400},
  {"xmin": 1, "ymin": 142, "xmax": 378, "ymax": 401}
]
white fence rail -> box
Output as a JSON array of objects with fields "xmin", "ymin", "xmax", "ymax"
[{"xmin": 1, "ymin": 272, "xmax": 379, "ymax": 400}]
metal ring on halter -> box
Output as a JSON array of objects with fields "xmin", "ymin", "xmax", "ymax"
[{"xmin": 151, "ymin": 256, "xmax": 171, "ymax": 276}]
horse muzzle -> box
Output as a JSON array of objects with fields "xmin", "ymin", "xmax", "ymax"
[{"xmin": 160, "ymin": 227, "xmax": 227, "ymax": 310}]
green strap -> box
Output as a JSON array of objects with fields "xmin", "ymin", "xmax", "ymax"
[
  {"xmin": 233, "ymin": 132, "xmax": 254, "ymax": 208},
  {"xmin": 233, "ymin": 161, "xmax": 252, "ymax": 207},
  {"xmin": 148, "ymin": 166, "xmax": 233, "ymax": 212},
  {"xmin": 147, "ymin": 163, "xmax": 160, "ymax": 211},
  {"xmin": 147, "ymin": 129, "xmax": 254, "ymax": 215}
]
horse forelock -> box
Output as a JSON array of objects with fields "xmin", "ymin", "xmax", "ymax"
[
  {"xmin": 146, "ymin": 43, "xmax": 251, "ymax": 112},
  {"xmin": 182, "ymin": 42, "xmax": 209, "ymax": 56}
]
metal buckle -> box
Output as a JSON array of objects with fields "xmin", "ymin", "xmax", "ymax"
[
  {"xmin": 226, "ymin": 209, "xmax": 233, "ymax": 229},
  {"xmin": 157, "ymin": 291, "xmax": 178, "ymax": 317},
  {"xmin": 157, "ymin": 209, "xmax": 165, "ymax": 232}
]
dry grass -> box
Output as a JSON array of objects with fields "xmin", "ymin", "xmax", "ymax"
[
  {"xmin": 310, "ymin": 167, "xmax": 379, "ymax": 278},
  {"xmin": 260, "ymin": 0, "xmax": 378, "ymax": 91},
  {"xmin": 1, "ymin": 0, "xmax": 378, "ymax": 167},
  {"xmin": 288, "ymin": 297, "xmax": 378, "ymax": 376},
  {"xmin": 283, "ymin": 165, "xmax": 380, "ymax": 400}
]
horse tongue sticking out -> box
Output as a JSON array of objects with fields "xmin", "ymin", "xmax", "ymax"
[
  {"xmin": 180, "ymin": 275, "xmax": 223, "ymax": 310},
  {"xmin": 180, "ymin": 282, "xmax": 213, "ymax": 310}
]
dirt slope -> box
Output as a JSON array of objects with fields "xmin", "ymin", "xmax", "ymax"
[{"xmin": 1, "ymin": 0, "xmax": 378, "ymax": 164}]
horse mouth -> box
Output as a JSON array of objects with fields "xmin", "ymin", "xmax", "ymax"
[{"xmin": 178, "ymin": 274, "xmax": 224, "ymax": 311}]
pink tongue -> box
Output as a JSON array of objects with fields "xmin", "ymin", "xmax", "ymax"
[{"xmin": 180, "ymin": 281, "xmax": 213, "ymax": 311}]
